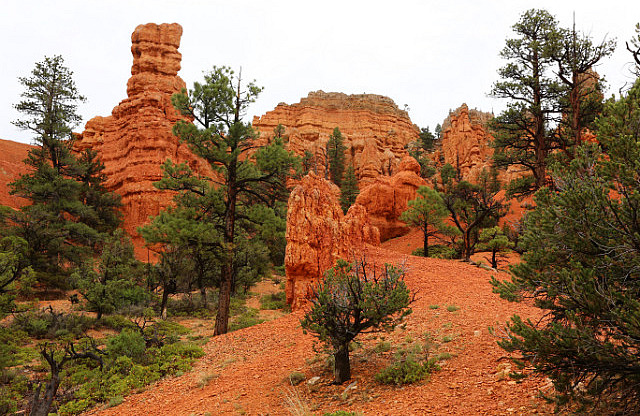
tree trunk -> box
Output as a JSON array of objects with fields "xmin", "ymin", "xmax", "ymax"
[
  {"xmin": 333, "ymin": 343, "xmax": 351, "ymax": 384},
  {"xmin": 214, "ymin": 263, "xmax": 232, "ymax": 335},
  {"xmin": 200, "ymin": 284, "xmax": 207, "ymax": 308},
  {"xmin": 423, "ymin": 227, "xmax": 429, "ymax": 258},
  {"xmin": 30, "ymin": 371, "xmax": 60, "ymax": 416},
  {"xmin": 214, "ymin": 184, "xmax": 237, "ymax": 336},
  {"xmin": 160, "ymin": 283, "xmax": 170, "ymax": 320},
  {"xmin": 463, "ymin": 228, "xmax": 472, "ymax": 261}
]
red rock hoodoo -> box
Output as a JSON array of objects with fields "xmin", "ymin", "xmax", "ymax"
[
  {"xmin": 74, "ymin": 23, "xmax": 212, "ymax": 255},
  {"xmin": 252, "ymin": 91, "xmax": 420, "ymax": 184},
  {"xmin": 433, "ymin": 104, "xmax": 495, "ymax": 182},
  {"xmin": 433, "ymin": 103, "xmax": 527, "ymax": 184},
  {"xmin": 355, "ymin": 156, "xmax": 428, "ymax": 241},
  {"xmin": 284, "ymin": 173, "xmax": 380, "ymax": 310}
]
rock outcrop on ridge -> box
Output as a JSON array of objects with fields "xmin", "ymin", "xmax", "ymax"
[
  {"xmin": 74, "ymin": 23, "xmax": 212, "ymax": 255},
  {"xmin": 355, "ymin": 156, "xmax": 428, "ymax": 241},
  {"xmin": 252, "ymin": 91, "xmax": 420, "ymax": 184},
  {"xmin": 433, "ymin": 104, "xmax": 495, "ymax": 183},
  {"xmin": 284, "ymin": 173, "xmax": 380, "ymax": 310}
]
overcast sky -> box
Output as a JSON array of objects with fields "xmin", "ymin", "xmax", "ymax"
[{"xmin": 2, "ymin": 0, "xmax": 638, "ymax": 144}]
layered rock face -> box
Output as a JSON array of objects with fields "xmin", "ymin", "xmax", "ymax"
[
  {"xmin": 434, "ymin": 104, "xmax": 495, "ymax": 182},
  {"xmin": 75, "ymin": 23, "xmax": 211, "ymax": 254},
  {"xmin": 252, "ymin": 91, "xmax": 419, "ymax": 184},
  {"xmin": 355, "ymin": 156, "xmax": 428, "ymax": 241},
  {"xmin": 285, "ymin": 173, "xmax": 380, "ymax": 310},
  {"xmin": 0, "ymin": 139, "xmax": 32, "ymax": 209}
]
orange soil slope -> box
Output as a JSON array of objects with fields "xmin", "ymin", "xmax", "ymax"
[
  {"xmin": 87, "ymin": 246, "xmax": 549, "ymax": 416},
  {"xmin": 0, "ymin": 138, "xmax": 32, "ymax": 208}
]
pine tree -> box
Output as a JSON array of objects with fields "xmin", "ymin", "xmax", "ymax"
[
  {"xmin": 549, "ymin": 20, "xmax": 615, "ymax": 153},
  {"xmin": 326, "ymin": 127, "xmax": 346, "ymax": 186},
  {"xmin": 491, "ymin": 78, "xmax": 640, "ymax": 413},
  {"xmin": 408, "ymin": 127, "xmax": 437, "ymax": 179},
  {"xmin": 490, "ymin": 10, "xmax": 615, "ymax": 197},
  {"xmin": 627, "ymin": 24, "xmax": 640, "ymax": 75},
  {"xmin": 73, "ymin": 229, "xmax": 146, "ymax": 320},
  {"xmin": 437, "ymin": 165, "xmax": 507, "ymax": 261},
  {"xmin": 302, "ymin": 150, "xmax": 315, "ymax": 175},
  {"xmin": 489, "ymin": 9, "xmax": 564, "ymax": 196},
  {"xmin": 166, "ymin": 66, "xmax": 299, "ymax": 335},
  {"xmin": 6, "ymin": 56, "xmax": 121, "ymax": 285},
  {"xmin": 400, "ymin": 186, "xmax": 457, "ymax": 257},
  {"xmin": 477, "ymin": 226, "xmax": 513, "ymax": 268},
  {"xmin": 339, "ymin": 164, "xmax": 359, "ymax": 214}
]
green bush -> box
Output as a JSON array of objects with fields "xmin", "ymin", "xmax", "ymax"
[
  {"xmin": 375, "ymin": 358, "xmax": 439, "ymax": 385},
  {"xmin": 373, "ymin": 340, "xmax": 392, "ymax": 353},
  {"xmin": 11, "ymin": 309, "xmax": 94, "ymax": 339},
  {"xmin": 164, "ymin": 294, "xmax": 217, "ymax": 318},
  {"xmin": 259, "ymin": 292, "xmax": 288, "ymax": 310},
  {"xmin": 107, "ymin": 329, "xmax": 146, "ymax": 361},
  {"xmin": 59, "ymin": 339, "xmax": 204, "ymax": 414},
  {"xmin": 323, "ymin": 412, "xmax": 361, "ymax": 416},
  {"xmin": 229, "ymin": 308, "xmax": 264, "ymax": 331}
]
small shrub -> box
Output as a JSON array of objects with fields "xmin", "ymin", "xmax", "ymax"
[
  {"xmin": 260, "ymin": 292, "xmax": 288, "ymax": 310},
  {"xmin": 229, "ymin": 308, "xmax": 264, "ymax": 331},
  {"xmin": 58, "ymin": 398, "xmax": 92, "ymax": 415},
  {"xmin": 446, "ymin": 305, "xmax": 459, "ymax": 312},
  {"xmin": 11, "ymin": 309, "xmax": 94, "ymax": 339},
  {"xmin": 442, "ymin": 335, "xmax": 454, "ymax": 343},
  {"xmin": 101, "ymin": 314, "xmax": 136, "ymax": 331},
  {"xmin": 288, "ymin": 371, "xmax": 306, "ymax": 386},
  {"xmin": 323, "ymin": 412, "xmax": 362, "ymax": 416},
  {"xmin": 107, "ymin": 329, "xmax": 146, "ymax": 361},
  {"xmin": 107, "ymin": 395, "xmax": 123, "ymax": 408},
  {"xmin": 373, "ymin": 341, "xmax": 392, "ymax": 353},
  {"xmin": 197, "ymin": 371, "xmax": 218, "ymax": 388},
  {"xmin": 165, "ymin": 294, "xmax": 216, "ymax": 318},
  {"xmin": 435, "ymin": 352, "xmax": 453, "ymax": 361},
  {"xmin": 375, "ymin": 358, "xmax": 439, "ymax": 385},
  {"xmin": 283, "ymin": 387, "xmax": 311, "ymax": 416},
  {"xmin": 429, "ymin": 304, "xmax": 439, "ymax": 309}
]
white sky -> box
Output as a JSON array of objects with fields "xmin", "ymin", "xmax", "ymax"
[{"xmin": 2, "ymin": 0, "xmax": 639, "ymax": 144}]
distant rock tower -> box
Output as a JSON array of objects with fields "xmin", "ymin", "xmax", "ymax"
[{"xmin": 75, "ymin": 23, "xmax": 212, "ymax": 257}]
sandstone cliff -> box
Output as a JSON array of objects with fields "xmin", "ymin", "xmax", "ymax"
[
  {"xmin": 75, "ymin": 23, "xmax": 212, "ymax": 255},
  {"xmin": 285, "ymin": 173, "xmax": 380, "ymax": 310},
  {"xmin": 253, "ymin": 91, "xmax": 419, "ymax": 184},
  {"xmin": 355, "ymin": 156, "xmax": 428, "ymax": 241},
  {"xmin": 0, "ymin": 139, "xmax": 32, "ymax": 209}
]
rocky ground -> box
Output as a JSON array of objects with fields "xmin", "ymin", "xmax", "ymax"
[{"xmin": 83, "ymin": 233, "xmax": 554, "ymax": 416}]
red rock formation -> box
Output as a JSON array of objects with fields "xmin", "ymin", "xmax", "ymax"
[
  {"xmin": 74, "ymin": 23, "xmax": 212, "ymax": 256},
  {"xmin": 434, "ymin": 104, "xmax": 495, "ymax": 182},
  {"xmin": 252, "ymin": 91, "xmax": 419, "ymax": 184},
  {"xmin": 285, "ymin": 173, "xmax": 380, "ymax": 310},
  {"xmin": 0, "ymin": 139, "xmax": 32, "ymax": 209},
  {"xmin": 434, "ymin": 103, "xmax": 528, "ymax": 184},
  {"xmin": 355, "ymin": 156, "xmax": 428, "ymax": 241}
]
